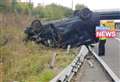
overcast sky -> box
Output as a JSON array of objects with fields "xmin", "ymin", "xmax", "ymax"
[{"xmin": 21, "ymin": 0, "xmax": 120, "ymax": 10}]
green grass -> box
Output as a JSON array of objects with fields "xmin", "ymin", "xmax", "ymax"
[{"xmin": 0, "ymin": 13, "xmax": 77, "ymax": 82}]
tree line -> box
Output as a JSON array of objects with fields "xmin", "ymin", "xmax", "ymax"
[{"xmin": 0, "ymin": 0, "xmax": 85, "ymax": 20}]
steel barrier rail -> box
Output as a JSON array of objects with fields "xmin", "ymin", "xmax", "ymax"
[
  {"xmin": 89, "ymin": 46, "xmax": 120, "ymax": 82},
  {"xmin": 50, "ymin": 45, "xmax": 89, "ymax": 82}
]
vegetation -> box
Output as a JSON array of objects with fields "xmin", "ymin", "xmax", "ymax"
[
  {"xmin": 0, "ymin": 0, "xmax": 73, "ymax": 20},
  {"xmin": 75, "ymin": 4, "xmax": 86, "ymax": 10},
  {"xmin": 0, "ymin": 13, "xmax": 79, "ymax": 82},
  {"xmin": 0, "ymin": 1, "xmax": 84, "ymax": 82}
]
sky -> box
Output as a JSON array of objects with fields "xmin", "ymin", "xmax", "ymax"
[{"xmin": 21, "ymin": 0, "xmax": 120, "ymax": 10}]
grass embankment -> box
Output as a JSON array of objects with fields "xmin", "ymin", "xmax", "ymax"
[{"xmin": 0, "ymin": 13, "xmax": 78, "ymax": 82}]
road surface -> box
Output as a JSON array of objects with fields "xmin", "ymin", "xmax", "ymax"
[{"xmin": 71, "ymin": 56, "xmax": 113, "ymax": 82}]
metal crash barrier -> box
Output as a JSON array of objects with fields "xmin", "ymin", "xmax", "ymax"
[{"xmin": 50, "ymin": 45, "xmax": 89, "ymax": 82}]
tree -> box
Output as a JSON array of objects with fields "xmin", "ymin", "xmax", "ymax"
[
  {"xmin": 0, "ymin": 0, "xmax": 12, "ymax": 12},
  {"xmin": 32, "ymin": 5, "xmax": 45, "ymax": 18},
  {"xmin": 0, "ymin": 0, "xmax": 5, "ymax": 11},
  {"xmin": 4, "ymin": 0, "xmax": 12, "ymax": 7},
  {"xmin": 15, "ymin": 2, "xmax": 33, "ymax": 14},
  {"xmin": 43, "ymin": 4, "xmax": 73, "ymax": 20},
  {"xmin": 75, "ymin": 4, "xmax": 86, "ymax": 10}
]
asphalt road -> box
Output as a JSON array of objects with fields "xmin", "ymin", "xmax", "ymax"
[
  {"xmin": 94, "ymin": 32, "xmax": 120, "ymax": 78},
  {"xmin": 72, "ymin": 57, "xmax": 112, "ymax": 82}
]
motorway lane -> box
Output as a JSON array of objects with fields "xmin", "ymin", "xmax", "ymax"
[
  {"xmin": 72, "ymin": 57, "xmax": 112, "ymax": 82},
  {"xmin": 94, "ymin": 32, "xmax": 120, "ymax": 78}
]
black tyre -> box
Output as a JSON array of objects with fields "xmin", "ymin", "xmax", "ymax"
[
  {"xmin": 31, "ymin": 20, "xmax": 43, "ymax": 33},
  {"xmin": 31, "ymin": 19, "xmax": 42, "ymax": 27},
  {"xmin": 80, "ymin": 8, "xmax": 93, "ymax": 20}
]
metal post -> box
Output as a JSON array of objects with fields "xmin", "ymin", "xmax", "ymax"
[
  {"xmin": 67, "ymin": 45, "xmax": 71, "ymax": 54},
  {"xmin": 50, "ymin": 51, "xmax": 57, "ymax": 69}
]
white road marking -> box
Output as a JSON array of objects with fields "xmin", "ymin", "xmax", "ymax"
[{"xmin": 115, "ymin": 38, "xmax": 120, "ymax": 42}]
